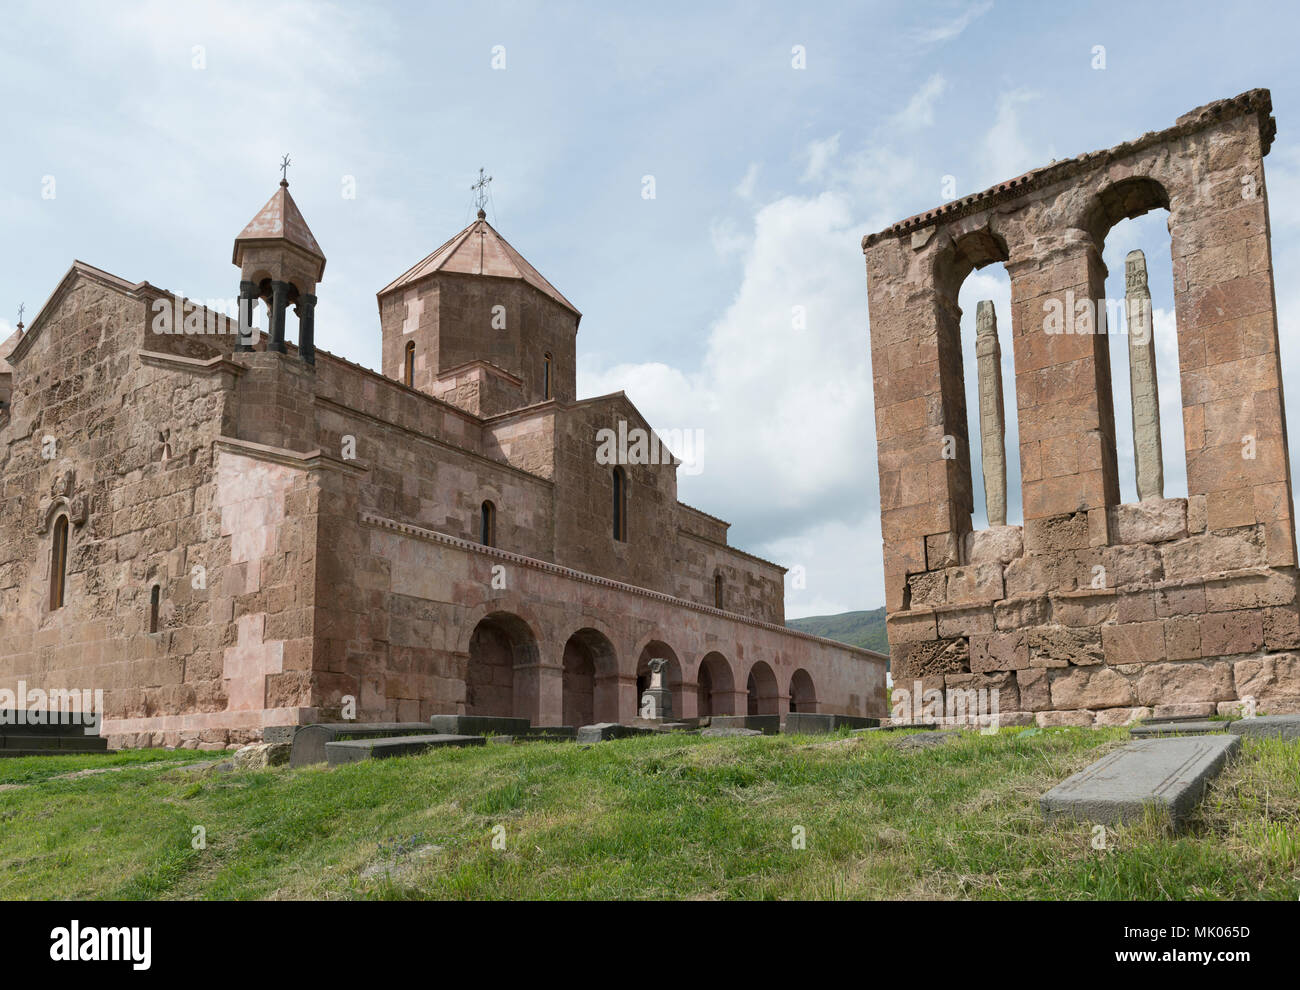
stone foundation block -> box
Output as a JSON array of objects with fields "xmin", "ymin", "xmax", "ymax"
[
  {"xmin": 1200, "ymin": 609, "xmax": 1264, "ymax": 657},
  {"xmin": 893, "ymin": 637, "xmax": 969, "ymax": 678},
  {"xmin": 1036, "ymin": 709, "xmax": 1094, "ymax": 727},
  {"xmin": 1108, "ymin": 498, "xmax": 1188, "ymax": 545},
  {"xmin": 1030, "ymin": 626, "xmax": 1103, "ymax": 667},
  {"xmin": 1136, "ymin": 661, "xmax": 1235, "ymax": 706},
  {"xmin": 1233, "ymin": 653, "xmax": 1300, "ymax": 699},
  {"xmin": 970, "ymin": 630, "xmax": 1029, "ymax": 672},
  {"xmin": 968, "ymin": 525, "xmax": 1024, "ymax": 565},
  {"xmin": 1049, "ymin": 666, "xmax": 1137, "ymax": 709},
  {"xmin": 994, "ymin": 595, "xmax": 1050, "ymax": 630},
  {"xmin": 1102, "ymin": 621, "xmax": 1165, "ymax": 664},
  {"xmin": 1093, "ymin": 706, "xmax": 1153, "ymax": 726}
]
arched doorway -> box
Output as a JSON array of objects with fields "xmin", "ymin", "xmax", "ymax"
[
  {"xmin": 746, "ymin": 660, "xmax": 779, "ymax": 716},
  {"xmin": 466, "ymin": 611, "xmax": 539, "ymax": 718},
  {"xmin": 788, "ymin": 668, "xmax": 816, "ymax": 713},
  {"xmin": 562, "ymin": 628, "xmax": 618, "ymax": 726},
  {"xmin": 696, "ymin": 652, "xmax": 735, "ymax": 717},
  {"xmin": 636, "ymin": 641, "xmax": 681, "ymax": 718}
]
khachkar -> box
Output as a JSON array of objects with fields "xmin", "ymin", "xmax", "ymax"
[
  {"xmin": 975, "ymin": 300, "xmax": 1007, "ymax": 528},
  {"xmin": 1125, "ymin": 250, "xmax": 1163, "ymax": 501},
  {"xmin": 863, "ymin": 89, "xmax": 1300, "ymax": 727}
]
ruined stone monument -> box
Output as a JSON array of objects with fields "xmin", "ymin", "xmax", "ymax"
[
  {"xmin": 864, "ymin": 89, "xmax": 1300, "ymax": 726},
  {"xmin": 640, "ymin": 658, "xmax": 674, "ymax": 720}
]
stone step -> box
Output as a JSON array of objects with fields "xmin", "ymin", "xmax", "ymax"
[
  {"xmin": 1130, "ymin": 720, "xmax": 1228, "ymax": 738},
  {"xmin": 1041, "ymin": 735, "xmax": 1241, "ymax": 829},
  {"xmin": 1229, "ymin": 714, "xmax": 1300, "ymax": 740},
  {"xmin": 325, "ymin": 734, "xmax": 485, "ymax": 766},
  {"xmin": 289, "ymin": 723, "xmax": 439, "ymax": 767}
]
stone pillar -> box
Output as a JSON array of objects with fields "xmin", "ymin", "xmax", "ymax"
[
  {"xmin": 1125, "ymin": 250, "xmax": 1163, "ymax": 501},
  {"xmin": 269, "ymin": 280, "xmax": 289, "ymax": 354},
  {"xmin": 1007, "ymin": 237, "xmax": 1120, "ymax": 521},
  {"xmin": 517, "ymin": 661, "xmax": 563, "ymax": 726},
  {"xmin": 975, "ymin": 300, "xmax": 1008, "ymax": 526},
  {"xmin": 237, "ymin": 279, "xmax": 258, "ymax": 351},
  {"xmin": 297, "ymin": 292, "xmax": 317, "ymax": 366}
]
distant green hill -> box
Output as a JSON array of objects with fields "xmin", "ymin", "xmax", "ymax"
[{"xmin": 787, "ymin": 607, "xmax": 888, "ymax": 657}]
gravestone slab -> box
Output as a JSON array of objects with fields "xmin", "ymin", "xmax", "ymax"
[
  {"xmin": 289, "ymin": 722, "xmax": 436, "ymax": 767},
  {"xmin": 1130, "ymin": 720, "xmax": 1227, "ymax": 738},
  {"xmin": 325, "ymin": 734, "xmax": 484, "ymax": 766},
  {"xmin": 428, "ymin": 715, "xmax": 532, "ymax": 736},
  {"xmin": 701, "ymin": 727, "xmax": 762, "ymax": 738},
  {"xmin": 575, "ymin": 722, "xmax": 656, "ymax": 743},
  {"xmin": 784, "ymin": 713, "xmax": 881, "ymax": 734},
  {"xmin": 1041, "ymin": 735, "xmax": 1241, "ymax": 828},
  {"xmin": 262, "ymin": 726, "xmax": 297, "ymax": 745},
  {"xmin": 1229, "ymin": 714, "xmax": 1300, "ymax": 740},
  {"xmin": 707, "ymin": 715, "xmax": 780, "ymax": 735}
]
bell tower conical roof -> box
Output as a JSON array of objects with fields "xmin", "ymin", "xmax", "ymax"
[{"xmin": 232, "ymin": 179, "xmax": 326, "ymax": 279}]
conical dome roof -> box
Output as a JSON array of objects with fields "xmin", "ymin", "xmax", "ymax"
[
  {"xmin": 232, "ymin": 181, "xmax": 325, "ymax": 276},
  {"xmin": 380, "ymin": 210, "xmax": 578, "ymax": 316}
]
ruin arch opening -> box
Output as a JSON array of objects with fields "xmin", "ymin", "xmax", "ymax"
[
  {"xmin": 934, "ymin": 228, "xmax": 1022, "ymax": 537},
  {"xmin": 1091, "ymin": 189, "xmax": 1186, "ymax": 504},
  {"xmin": 466, "ymin": 611, "xmax": 539, "ymax": 719},
  {"xmin": 563, "ymin": 627, "xmax": 619, "ymax": 726},
  {"xmin": 696, "ymin": 651, "xmax": 736, "ymax": 717},
  {"xmin": 788, "ymin": 668, "xmax": 816, "ymax": 713},
  {"xmin": 746, "ymin": 660, "xmax": 779, "ymax": 716}
]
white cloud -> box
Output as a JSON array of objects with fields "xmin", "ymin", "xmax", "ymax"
[
  {"xmin": 908, "ymin": 1, "xmax": 993, "ymax": 46},
  {"xmin": 981, "ymin": 88, "xmax": 1040, "ymax": 186},
  {"xmin": 735, "ymin": 163, "xmax": 760, "ymax": 200},
  {"xmin": 801, "ymin": 134, "xmax": 841, "ymax": 183},
  {"xmin": 580, "ymin": 178, "xmax": 882, "ymax": 612},
  {"xmin": 892, "ymin": 73, "xmax": 948, "ymax": 130}
]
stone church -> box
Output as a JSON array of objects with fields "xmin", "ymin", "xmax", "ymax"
[{"xmin": 0, "ymin": 178, "xmax": 886, "ymax": 748}]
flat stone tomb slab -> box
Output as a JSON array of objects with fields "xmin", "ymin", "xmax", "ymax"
[
  {"xmin": 1129, "ymin": 720, "xmax": 1228, "ymax": 738},
  {"xmin": 1041, "ymin": 735, "xmax": 1241, "ymax": 829},
  {"xmin": 575, "ymin": 722, "xmax": 655, "ymax": 742},
  {"xmin": 783, "ymin": 713, "xmax": 881, "ymax": 734},
  {"xmin": 708, "ymin": 715, "xmax": 780, "ymax": 735},
  {"xmin": 289, "ymin": 722, "xmax": 438, "ymax": 767},
  {"xmin": 428, "ymin": 715, "xmax": 532, "ymax": 736},
  {"xmin": 325, "ymin": 734, "xmax": 485, "ymax": 766},
  {"xmin": 1229, "ymin": 714, "xmax": 1300, "ymax": 740}
]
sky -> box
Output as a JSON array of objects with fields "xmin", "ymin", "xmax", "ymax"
[{"xmin": 4, "ymin": 0, "xmax": 1300, "ymax": 619}]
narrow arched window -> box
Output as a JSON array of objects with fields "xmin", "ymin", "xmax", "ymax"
[
  {"xmin": 149, "ymin": 584, "xmax": 161, "ymax": 633},
  {"xmin": 612, "ymin": 467, "xmax": 627, "ymax": 542},
  {"xmin": 49, "ymin": 515, "xmax": 69, "ymax": 610},
  {"xmin": 714, "ymin": 571, "xmax": 724, "ymax": 609},
  {"xmin": 543, "ymin": 352, "xmax": 553, "ymax": 400},
  {"xmin": 480, "ymin": 500, "xmax": 496, "ymax": 547},
  {"xmin": 404, "ymin": 341, "xmax": 416, "ymax": 386}
]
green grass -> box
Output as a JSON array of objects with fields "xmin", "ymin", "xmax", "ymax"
[{"xmin": 0, "ymin": 728, "xmax": 1297, "ymax": 899}]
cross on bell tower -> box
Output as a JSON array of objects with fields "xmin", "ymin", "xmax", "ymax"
[
  {"xmin": 471, "ymin": 168, "xmax": 492, "ymax": 219},
  {"xmin": 231, "ymin": 158, "xmax": 326, "ymax": 364}
]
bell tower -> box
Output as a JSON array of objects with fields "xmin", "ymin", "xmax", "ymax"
[{"xmin": 232, "ymin": 157, "xmax": 326, "ymax": 364}]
